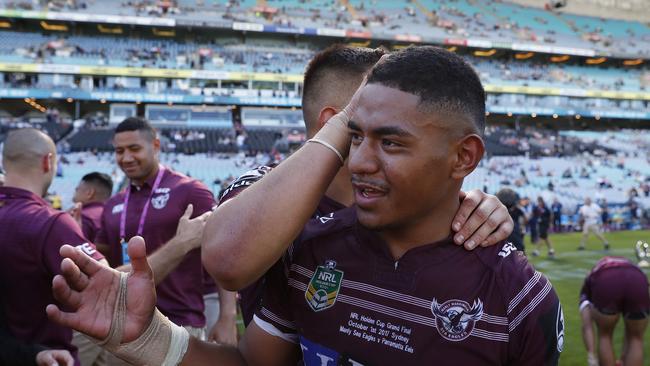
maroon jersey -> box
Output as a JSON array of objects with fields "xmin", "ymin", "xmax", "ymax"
[
  {"xmin": 255, "ymin": 207, "xmax": 563, "ymax": 365},
  {"xmin": 219, "ymin": 166, "xmax": 346, "ymax": 325},
  {"xmin": 0, "ymin": 187, "xmax": 104, "ymax": 365},
  {"xmin": 81, "ymin": 201, "xmax": 104, "ymax": 243},
  {"xmin": 96, "ymin": 168, "xmax": 215, "ymax": 327},
  {"xmin": 579, "ymin": 256, "xmax": 650, "ymax": 319}
]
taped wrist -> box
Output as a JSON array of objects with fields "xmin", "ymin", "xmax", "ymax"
[{"xmin": 93, "ymin": 272, "xmax": 190, "ymax": 366}]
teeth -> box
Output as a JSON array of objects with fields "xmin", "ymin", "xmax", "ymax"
[{"xmin": 362, "ymin": 190, "xmax": 369, "ymax": 198}]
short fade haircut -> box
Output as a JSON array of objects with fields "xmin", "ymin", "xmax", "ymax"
[
  {"xmin": 114, "ymin": 117, "xmax": 157, "ymax": 140},
  {"xmin": 302, "ymin": 45, "xmax": 386, "ymax": 132},
  {"xmin": 82, "ymin": 172, "xmax": 113, "ymax": 198},
  {"xmin": 367, "ymin": 46, "xmax": 486, "ymax": 136}
]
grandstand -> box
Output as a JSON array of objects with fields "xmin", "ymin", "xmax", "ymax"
[
  {"xmin": 0, "ymin": 1, "xmax": 647, "ymax": 220},
  {"xmin": 1, "ymin": 2, "xmax": 649, "ymax": 365}
]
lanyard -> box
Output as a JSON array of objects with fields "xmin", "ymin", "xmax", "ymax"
[{"xmin": 119, "ymin": 165, "xmax": 165, "ymax": 241}]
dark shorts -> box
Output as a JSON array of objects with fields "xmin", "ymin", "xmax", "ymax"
[
  {"xmin": 539, "ymin": 224, "xmax": 549, "ymax": 239},
  {"xmin": 587, "ymin": 266, "xmax": 650, "ymax": 319}
]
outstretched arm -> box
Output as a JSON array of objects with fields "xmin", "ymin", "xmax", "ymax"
[
  {"xmin": 116, "ymin": 204, "xmax": 211, "ymax": 285},
  {"xmin": 46, "ymin": 237, "xmax": 246, "ymax": 366}
]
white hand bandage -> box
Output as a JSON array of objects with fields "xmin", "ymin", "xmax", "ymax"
[{"xmin": 93, "ymin": 272, "xmax": 190, "ymax": 366}]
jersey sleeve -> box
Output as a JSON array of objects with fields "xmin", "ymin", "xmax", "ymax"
[
  {"xmin": 41, "ymin": 213, "xmax": 104, "ymax": 276},
  {"xmin": 253, "ymin": 260, "xmax": 298, "ymax": 344},
  {"xmin": 218, "ymin": 166, "xmax": 274, "ymax": 205},
  {"xmin": 503, "ymin": 252, "xmax": 563, "ymax": 365}
]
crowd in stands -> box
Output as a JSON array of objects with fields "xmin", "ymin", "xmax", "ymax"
[
  {"xmin": 1, "ymin": 30, "xmax": 648, "ymax": 94},
  {"xmin": 5, "ymin": 118, "xmax": 643, "ymax": 232},
  {"xmin": 2, "ymin": 0, "xmax": 649, "ymax": 56}
]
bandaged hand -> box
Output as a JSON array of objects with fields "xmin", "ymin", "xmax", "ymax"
[{"xmin": 47, "ymin": 237, "xmax": 189, "ymax": 365}]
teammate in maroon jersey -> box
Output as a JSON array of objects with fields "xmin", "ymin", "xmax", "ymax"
[
  {"xmin": 48, "ymin": 46, "xmax": 559, "ymax": 366},
  {"xmin": 579, "ymin": 256, "xmax": 649, "ymax": 366}
]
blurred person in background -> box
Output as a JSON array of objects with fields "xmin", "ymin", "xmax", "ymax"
[
  {"xmin": 580, "ymin": 256, "xmax": 649, "ymax": 366},
  {"xmin": 579, "ymin": 197, "xmax": 609, "ymax": 251},
  {"xmin": 532, "ymin": 197, "xmax": 555, "ymax": 258},
  {"xmin": 69, "ymin": 172, "xmax": 114, "ymax": 247},
  {"xmin": 496, "ymin": 187, "xmax": 526, "ymax": 252},
  {"xmin": 551, "ymin": 197, "xmax": 562, "ymax": 232}
]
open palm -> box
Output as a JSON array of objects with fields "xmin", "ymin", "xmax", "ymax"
[{"xmin": 47, "ymin": 236, "xmax": 156, "ymax": 343}]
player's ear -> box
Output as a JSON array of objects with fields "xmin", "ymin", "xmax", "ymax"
[
  {"xmin": 318, "ymin": 106, "xmax": 339, "ymax": 129},
  {"xmin": 450, "ymin": 134, "xmax": 484, "ymax": 180},
  {"xmin": 41, "ymin": 153, "xmax": 54, "ymax": 173}
]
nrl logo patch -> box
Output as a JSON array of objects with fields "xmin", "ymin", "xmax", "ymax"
[
  {"xmin": 151, "ymin": 193, "xmax": 170, "ymax": 209},
  {"xmin": 432, "ymin": 298, "xmax": 483, "ymax": 341},
  {"xmin": 305, "ymin": 260, "xmax": 343, "ymax": 312}
]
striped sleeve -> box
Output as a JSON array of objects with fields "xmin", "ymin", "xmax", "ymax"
[
  {"xmin": 505, "ymin": 254, "xmax": 562, "ymax": 365},
  {"xmin": 253, "ymin": 258, "xmax": 298, "ymax": 343}
]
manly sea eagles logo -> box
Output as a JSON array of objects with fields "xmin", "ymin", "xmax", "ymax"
[
  {"xmin": 151, "ymin": 193, "xmax": 170, "ymax": 209},
  {"xmin": 431, "ymin": 298, "xmax": 484, "ymax": 341},
  {"xmin": 305, "ymin": 260, "xmax": 343, "ymax": 312}
]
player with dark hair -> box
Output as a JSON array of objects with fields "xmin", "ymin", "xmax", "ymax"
[
  {"xmin": 70, "ymin": 172, "xmax": 113, "ymax": 243},
  {"xmin": 213, "ymin": 44, "xmax": 513, "ymax": 326},
  {"xmin": 580, "ymin": 256, "xmax": 649, "ymax": 366},
  {"xmin": 0, "ymin": 128, "xmax": 106, "ymax": 365},
  {"xmin": 93, "ymin": 117, "xmax": 238, "ymax": 361},
  {"xmin": 48, "ymin": 46, "xmax": 560, "ymax": 366}
]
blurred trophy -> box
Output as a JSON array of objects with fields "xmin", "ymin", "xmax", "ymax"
[{"xmin": 636, "ymin": 240, "xmax": 650, "ymax": 268}]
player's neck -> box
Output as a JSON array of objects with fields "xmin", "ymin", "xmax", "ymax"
[
  {"xmin": 4, "ymin": 174, "xmax": 47, "ymax": 197},
  {"xmin": 325, "ymin": 169, "xmax": 355, "ymax": 207},
  {"xmin": 380, "ymin": 198, "xmax": 459, "ymax": 260}
]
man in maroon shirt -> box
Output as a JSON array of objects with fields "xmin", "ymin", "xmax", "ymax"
[
  {"xmin": 93, "ymin": 117, "xmax": 237, "ymax": 355},
  {"xmin": 0, "ymin": 128, "xmax": 105, "ymax": 366},
  {"xmin": 70, "ymin": 172, "xmax": 113, "ymax": 246},
  {"xmin": 48, "ymin": 47, "xmax": 557, "ymax": 366},
  {"xmin": 579, "ymin": 256, "xmax": 649, "ymax": 366}
]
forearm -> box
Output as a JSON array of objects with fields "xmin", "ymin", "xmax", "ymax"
[
  {"xmin": 179, "ymin": 337, "xmax": 246, "ymax": 366},
  {"xmin": 217, "ymin": 285, "xmax": 238, "ymax": 321},
  {"xmin": 117, "ymin": 236, "xmax": 188, "ymax": 285},
  {"xmin": 203, "ymin": 141, "xmax": 344, "ymax": 290}
]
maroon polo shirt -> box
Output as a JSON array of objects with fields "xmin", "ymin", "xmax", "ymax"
[
  {"xmin": 95, "ymin": 167, "xmax": 215, "ymax": 327},
  {"xmin": 81, "ymin": 201, "xmax": 104, "ymax": 243},
  {"xmin": 0, "ymin": 187, "xmax": 104, "ymax": 366},
  {"xmin": 255, "ymin": 207, "xmax": 563, "ymax": 365},
  {"xmin": 217, "ymin": 166, "xmax": 347, "ymax": 326}
]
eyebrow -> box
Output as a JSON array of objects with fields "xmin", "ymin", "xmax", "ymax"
[{"xmin": 348, "ymin": 120, "xmax": 414, "ymax": 138}]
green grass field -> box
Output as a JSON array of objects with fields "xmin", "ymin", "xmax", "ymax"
[{"xmin": 526, "ymin": 230, "xmax": 650, "ymax": 366}]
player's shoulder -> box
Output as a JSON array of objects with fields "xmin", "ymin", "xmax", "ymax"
[
  {"xmin": 103, "ymin": 191, "xmax": 126, "ymax": 215},
  {"xmin": 296, "ymin": 206, "xmax": 357, "ymax": 244},
  {"xmin": 218, "ymin": 165, "xmax": 275, "ymax": 203},
  {"xmin": 474, "ymin": 241, "xmax": 546, "ymax": 292}
]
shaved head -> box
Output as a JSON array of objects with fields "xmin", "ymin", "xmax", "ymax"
[
  {"xmin": 302, "ymin": 45, "xmax": 386, "ymax": 136},
  {"xmin": 2, "ymin": 128, "xmax": 56, "ymax": 171}
]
